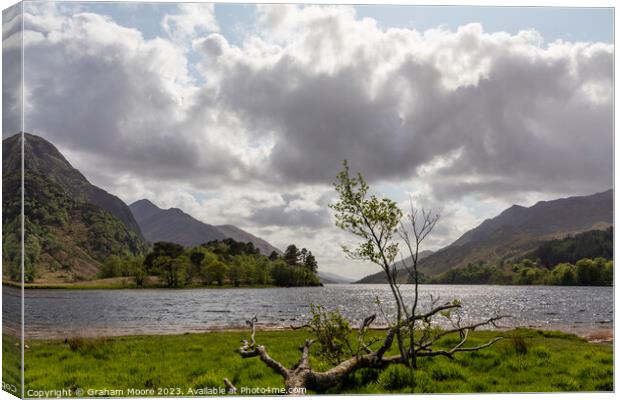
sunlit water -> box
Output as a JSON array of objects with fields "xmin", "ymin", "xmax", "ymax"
[{"xmin": 2, "ymin": 284, "xmax": 613, "ymax": 339}]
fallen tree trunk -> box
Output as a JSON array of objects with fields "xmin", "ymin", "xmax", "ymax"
[{"xmin": 234, "ymin": 313, "xmax": 506, "ymax": 394}]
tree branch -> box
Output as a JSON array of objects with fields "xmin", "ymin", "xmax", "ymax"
[{"xmin": 417, "ymin": 336, "xmax": 504, "ymax": 359}]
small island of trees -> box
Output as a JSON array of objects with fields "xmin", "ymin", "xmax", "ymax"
[{"xmin": 99, "ymin": 238, "xmax": 321, "ymax": 288}]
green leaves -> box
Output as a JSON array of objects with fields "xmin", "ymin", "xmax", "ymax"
[
  {"xmin": 308, "ymin": 304, "xmax": 353, "ymax": 365},
  {"xmin": 330, "ymin": 160, "xmax": 402, "ymax": 268}
]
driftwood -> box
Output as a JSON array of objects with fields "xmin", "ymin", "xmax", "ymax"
[{"xmin": 236, "ymin": 311, "xmax": 506, "ymax": 393}]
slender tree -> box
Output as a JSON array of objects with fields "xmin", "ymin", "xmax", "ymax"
[{"xmin": 232, "ymin": 161, "xmax": 505, "ymax": 392}]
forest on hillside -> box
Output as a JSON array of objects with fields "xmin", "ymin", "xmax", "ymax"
[{"xmin": 427, "ymin": 228, "xmax": 613, "ymax": 286}]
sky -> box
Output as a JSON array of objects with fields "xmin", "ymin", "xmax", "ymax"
[{"xmin": 2, "ymin": 1, "xmax": 614, "ymax": 279}]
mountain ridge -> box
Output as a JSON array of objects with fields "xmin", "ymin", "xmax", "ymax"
[
  {"xmin": 318, "ymin": 271, "xmax": 355, "ymax": 284},
  {"xmin": 356, "ymin": 189, "xmax": 613, "ymax": 283},
  {"xmin": 23, "ymin": 133, "xmax": 144, "ymax": 238},
  {"xmin": 2, "ymin": 133, "xmax": 147, "ymax": 282},
  {"xmin": 355, "ymin": 250, "xmax": 434, "ymax": 284},
  {"xmin": 129, "ymin": 199, "xmax": 281, "ymax": 256}
]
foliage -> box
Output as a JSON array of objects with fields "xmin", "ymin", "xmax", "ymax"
[
  {"xmin": 204, "ymin": 238, "xmax": 260, "ymax": 259},
  {"xmin": 329, "ymin": 160, "xmax": 402, "ymax": 267},
  {"xmin": 527, "ymin": 228, "xmax": 613, "ymax": 268},
  {"xmin": 429, "ymin": 257, "xmax": 612, "ymax": 286},
  {"xmin": 2, "ymin": 156, "xmax": 147, "ymax": 281},
  {"xmin": 322, "ymin": 160, "xmax": 501, "ymax": 377},
  {"xmin": 101, "ymin": 238, "xmax": 321, "ymax": 288},
  {"xmin": 307, "ymin": 305, "xmax": 354, "ymax": 365},
  {"xmin": 284, "ymin": 244, "xmax": 300, "ymax": 266}
]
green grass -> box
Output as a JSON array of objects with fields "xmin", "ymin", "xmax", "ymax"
[
  {"xmin": 2, "ymin": 333, "xmax": 22, "ymax": 396},
  {"xmin": 10, "ymin": 328, "xmax": 613, "ymax": 396}
]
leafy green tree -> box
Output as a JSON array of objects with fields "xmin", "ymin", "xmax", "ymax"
[
  {"xmin": 145, "ymin": 242, "xmax": 185, "ymax": 273},
  {"xmin": 576, "ymin": 258, "xmax": 600, "ymax": 285},
  {"xmin": 153, "ymin": 255, "xmax": 190, "ymax": 288},
  {"xmin": 228, "ymin": 257, "xmax": 247, "ymax": 287},
  {"xmin": 550, "ymin": 263, "xmax": 577, "ymax": 285},
  {"xmin": 24, "ymin": 235, "xmax": 41, "ymax": 283},
  {"xmin": 268, "ymin": 251, "xmax": 280, "ymax": 261},
  {"xmin": 129, "ymin": 256, "xmax": 147, "ymax": 287},
  {"xmin": 601, "ymin": 259, "xmax": 613, "ymax": 285},
  {"xmin": 197, "ymin": 249, "xmax": 219, "ymax": 283},
  {"xmin": 304, "ymin": 251, "xmax": 318, "ymax": 273},
  {"xmin": 204, "ymin": 260, "xmax": 228, "ymax": 285},
  {"xmin": 270, "ymin": 259, "xmax": 295, "ymax": 286},
  {"xmin": 101, "ymin": 255, "xmax": 123, "ymax": 278},
  {"xmin": 284, "ymin": 244, "xmax": 300, "ymax": 266},
  {"xmin": 330, "ymin": 160, "xmax": 415, "ymax": 362},
  {"xmin": 299, "ymin": 248, "xmax": 308, "ymax": 264},
  {"xmin": 235, "ymin": 161, "xmax": 503, "ymax": 391},
  {"xmin": 3, "ymin": 233, "xmax": 21, "ymax": 280},
  {"xmin": 254, "ymin": 257, "xmax": 272, "ymax": 285}
]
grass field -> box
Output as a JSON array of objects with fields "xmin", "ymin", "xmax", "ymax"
[{"xmin": 5, "ymin": 328, "xmax": 612, "ymax": 396}]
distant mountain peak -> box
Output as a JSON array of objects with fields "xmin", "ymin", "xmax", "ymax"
[
  {"xmin": 129, "ymin": 199, "xmax": 281, "ymax": 255},
  {"xmin": 131, "ymin": 198, "xmax": 159, "ymax": 208}
]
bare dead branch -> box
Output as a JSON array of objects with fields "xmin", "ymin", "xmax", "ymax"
[
  {"xmin": 411, "ymin": 303, "xmax": 461, "ymax": 322},
  {"xmin": 296, "ymin": 339, "xmax": 315, "ymax": 371},
  {"xmin": 239, "ymin": 317, "xmax": 290, "ymax": 378},
  {"xmin": 223, "ymin": 378, "xmax": 237, "ymax": 393},
  {"xmin": 357, "ymin": 314, "xmax": 377, "ymax": 354},
  {"xmin": 417, "ymin": 336, "xmax": 504, "ymax": 359}
]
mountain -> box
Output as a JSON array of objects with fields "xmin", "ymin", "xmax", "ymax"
[
  {"xmin": 356, "ymin": 190, "xmax": 613, "ymax": 283},
  {"xmin": 2, "ymin": 133, "xmax": 147, "ymax": 282},
  {"xmin": 355, "ymin": 250, "xmax": 434, "ymax": 284},
  {"xmin": 22, "ymin": 133, "xmax": 143, "ymax": 236},
  {"xmin": 214, "ymin": 224, "xmax": 281, "ymax": 256},
  {"xmin": 129, "ymin": 199, "xmax": 226, "ymax": 246},
  {"xmin": 129, "ymin": 199, "xmax": 281, "ymax": 256},
  {"xmin": 318, "ymin": 271, "xmax": 355, "ymax": 284}
]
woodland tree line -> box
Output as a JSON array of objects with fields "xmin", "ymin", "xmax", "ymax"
[
  {"xmin": 428, "ymin": 228, "xmax": 613, "ymax": 286},
  {"xmin": 100, "ymin": 238, "xmax": 321, "ymax": 288}
]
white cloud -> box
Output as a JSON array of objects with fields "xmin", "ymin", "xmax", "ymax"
[
  {"xmin": 16, "ymin": 4, "xmax": 613, "ymax": 279},
  {"xmin": 162, "ymin": 3, "xmax": 218, "ymax": 43}
]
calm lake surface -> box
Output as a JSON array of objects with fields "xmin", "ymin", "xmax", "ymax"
[{"xmin": 3, "ymin": 284, "xmax": 613, "ymax": 339}]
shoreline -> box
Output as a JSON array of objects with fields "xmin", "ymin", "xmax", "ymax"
[
  {"xmin": 5, "ymin": 323, "xmax": 613, "ymax": 344},
  {"xmin": 3, "ymin": 281, "xmax": 614, "ymax": 290},
  {"xmin": 2, "ymin": 280, "xmax": 313, "ymax": 290}
]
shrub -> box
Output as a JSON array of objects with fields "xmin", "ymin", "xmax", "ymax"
[{"xmin": 510, "ymin": 334, "xmax": 528, "ymax": 355}]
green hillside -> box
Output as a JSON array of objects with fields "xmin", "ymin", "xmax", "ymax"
[
  {"xmin": 356, "ymin": 190, "xmax": 613, "ymax": 284},
  {"xmin": 2, "ymin": 133, "xmax": 147, "ymax": 283}
]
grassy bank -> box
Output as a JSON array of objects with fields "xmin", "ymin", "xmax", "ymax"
[{"xmin": 10, "ymin": 328, "xmax": 613, "ymax": 395}]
